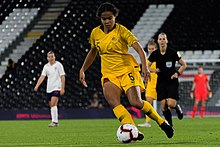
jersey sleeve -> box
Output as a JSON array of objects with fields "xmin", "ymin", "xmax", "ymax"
[
  {"xmin": 119, "ymin": 25, "xmax": 138, "ymax": 47},
  {"xmin": 58, "ymin": 62, "xmax": 65, "ymax": 76},
  {"xmin": 193, "ymin": 75, "xmax": 197, "ymax": 83},
  {"xmin": 176, "ymin": 51, "xmax": 182, "ymax": 61},
  {"xmin": 41, "ymin": 65, "xmax": 47, "ymax": 76}
]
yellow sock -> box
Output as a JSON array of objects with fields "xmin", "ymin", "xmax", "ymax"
[
  {"xmin": 113, "ymin": 104, "xmax": 135, "ymax": 125},
  {"xmin": 146, "ymin": 115, "xmax": 151, "ymax": 122},
  {"xmin": 141, "ymin": 101, "xmax": 164, "ymax": 125}
]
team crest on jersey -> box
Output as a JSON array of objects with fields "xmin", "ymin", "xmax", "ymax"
[
  {"xmin": 166, "ymin": 61, "xmax": 172, "ymax": 68},
  {"xmin": 112, "ymin": 36, "xmax": 117, "ymax": 41}
]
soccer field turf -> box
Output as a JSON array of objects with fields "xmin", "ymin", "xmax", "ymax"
[{"xmin": 0, "ymin": 117, "xmax": 220, "ymax": 146}]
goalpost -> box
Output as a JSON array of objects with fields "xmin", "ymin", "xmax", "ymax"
[{"xmin": 177, "ymin": 59, "xmax": 220, "ymax": 118}]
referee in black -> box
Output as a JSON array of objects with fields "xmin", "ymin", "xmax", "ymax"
[{"xmin": 148, "ymin": 32, "xmax": 187, "ymax": 127}]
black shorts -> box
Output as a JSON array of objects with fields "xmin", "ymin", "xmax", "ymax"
[
  {"xmin": 47, "ymin": 90, "xmax": 61, "ymax": 101},
  {"xmin": 156, "ymin": 79, "xmax": 179, "ymax": 101}
]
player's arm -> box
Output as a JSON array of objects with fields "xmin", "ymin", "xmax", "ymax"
[
  {"xmin": 60, "ymin": 75, "xmax": 65, "ymax": 95},
  {"xmin": 177, "ymin": 58, "xmax": 187, "ymax": 75},
  {"xmin": 34, "ymin": 75, "xmax": 46, "ymax": 92},
  {"xmin": 206, "ymin": 79, "xmax": 211, "ymax": 91},
  {"xmin": 79, "ymin": 47, "xmax": 98, "ymax": 87},
  {"xmin": 171, "ymin": 58, "xmax": 187, "ymax": 79},
  {"xmin": 58, "ymin": 63, "xmax": 65, "ymax": 95},
  {"xmin": 131, "ymin": 42, "xmax": 150, "ymax": 81},
  {"xmin": 206, "ymin": 78, "xmax": 212, "ymax": 98},
  {"xmin": 148, "ymin": 61, "xmax": 159, "ymax": 73},
  {"xmin": 190, "ymin": 82, "xmax": 196, "ymax": 99}
]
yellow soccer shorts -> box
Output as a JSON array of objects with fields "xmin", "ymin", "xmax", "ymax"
[
  {"xmin": 101, "ymin": 70, "xmax": 145, "ymax": 93},
  {"xmin": 145, "ymin": 85, "xmax": 157, "ymax": 100}
]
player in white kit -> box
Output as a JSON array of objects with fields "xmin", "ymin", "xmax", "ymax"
[{"xmin": 34, "ymin": 51, "xmax": 65, "ymax": 127}]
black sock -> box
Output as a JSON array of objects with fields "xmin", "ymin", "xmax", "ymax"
[{"xmin": 162, "ymin": 109, "xmax": 173, "ymax": 127}]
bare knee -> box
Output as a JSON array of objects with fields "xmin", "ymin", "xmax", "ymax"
[
  {"xmin": 50, "ymin": 97, "xmax": 58, "ymax": 107},
  {"xmin": 167, "ymin": 98, "xmax": 176, "ymax": 108},
  {"xmin": 160, "ymin": 100, "xmax": 167, "ymax": 111},
  {"xmin": 130, "ymin": 100, "xmax": 143, "ymax": 109},
  {"xmin": 126, "ymin": 86, "xmax": 143, "ymax": 109}
]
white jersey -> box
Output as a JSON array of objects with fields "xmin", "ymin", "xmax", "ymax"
[{"xmin": 41, "ymin": 61, "xmax": 65, "ymax": 93}]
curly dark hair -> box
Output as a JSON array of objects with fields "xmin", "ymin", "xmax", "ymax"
[{"xmin": 96, "ymin": 2, "xmax": 119, "ymax": 18}]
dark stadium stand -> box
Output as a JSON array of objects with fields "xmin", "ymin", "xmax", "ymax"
[
  {"xmin": 155, "ymin": 0, "xmax": 220, "ymax": 51},
  {"xmin": 0, "ymin": 0, "xmax": 150, "ymax": 109},
  {"xmin": 0, "ymin": 0, "xmax": 219, "ymax": 112},
  {"xmin": 0, "ymin": 0, "xmax": 50, "ymax": 24}
]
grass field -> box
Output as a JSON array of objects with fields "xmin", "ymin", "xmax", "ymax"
[{"xmin": 0, "ymin": 117, "xmax": 220, "ymax": 147}]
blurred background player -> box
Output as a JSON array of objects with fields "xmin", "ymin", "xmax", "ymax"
[
  {"xmin": 190, "ymin": 66, "xmax": 212, "ymax": 118},
  {"xmin": 79, "ymin": 2, "xmax": 173, "ymax": 139},
  {"xmin": 138, "ymin": 38, "xmax": 158, "ymax": 127},
  {"xmin": 34, "ymin": 51, "xmax": 65, "ymax": 127},
  {"xmin": 148, "ymin": 32, "xmax": 187, "ymax": 127}
]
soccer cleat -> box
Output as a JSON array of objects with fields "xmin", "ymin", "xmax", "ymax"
[
  {"xmin": 176, "ymin": 104, "xmax": 183, "ymax": 120},
  {"xmin": 48, "ymin": 122, "xmax": 59, "ymax": 127},
  {"xmin": 137, "ymin": 131, "xmax": 144, "ymax": 140},
  {"xmin": 160, "ymin": 120, "xmax": 174, "ymax": 138},
  {"xmin": 133, "ymin": 131, "xmax": 144, "ymax": 141},
  {"xmin": 138, "ymin": 122, "xmax": 151, "ymax": 127}
]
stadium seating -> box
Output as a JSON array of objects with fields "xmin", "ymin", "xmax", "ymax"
[
  {"xmin": 0, "ymin": 0, "xmax": 151, "ymax": 109},
  {"xmin": 0, "ymin": 8, "xmax": 38, "ymax": 55},
  {"xmin": 156, "ymin": 0, "xmax": 220, "ymax": 51},
  {"xmin": 0, "ymin": 0, "xmax": 219, "ymax": 111}
]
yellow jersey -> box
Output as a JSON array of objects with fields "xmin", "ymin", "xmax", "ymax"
[{"xmin": 89, "ymin": 23, "xmax": 140, "ymax": 77}]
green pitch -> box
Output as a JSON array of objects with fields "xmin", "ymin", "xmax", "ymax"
[{"xmin": 0, "ymin": 117, "xmax": 220, "ymax": 146}]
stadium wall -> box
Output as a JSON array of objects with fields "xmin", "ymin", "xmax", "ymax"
[
  {"xmin": 1, "ymin": 106, "xmax": 220, "ymax": 120},
  {"xmin": 0, "ymin": 107, "xmax": 148, "ymax": 120},
  {"xmin": 0, "ymin": 108, "xmax": 115, "ymax": 120}
]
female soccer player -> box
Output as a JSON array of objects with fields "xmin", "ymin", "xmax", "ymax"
[
  {"xmin": 148, "ymin": 33, "xmax": 187, "ymax": 127},
  {"xmin": 34, "ymin": 51, "xmax": 65, "ymax": 127},
  {"xmin": 79, "ymin": 2, "xmax": 173, "ymax": 139},
  {"xmin": 138, "ymin": 39, "xmax": 158, "ymax": 127},
  {"xmin": 190, "ymin": 66, "xmax": 212, "ymax": 118}
]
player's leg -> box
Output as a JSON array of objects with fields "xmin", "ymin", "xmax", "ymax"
[
  {"xmin": 103, "ymin": 79, "xmax": 135, "ymax": 125},
  {"xmin": 167, "ymin": 82, "xmax": 183, "ymax": 120},
  {"xmin": 49, "ymin": 90, "xmax": 60, "ymax": 127},
  {"xmin": 161, "ymin": 99, "xmax": 173, "ymax": 127},
  {"xmin": 167, "ymin": 98, "xmax": 183, "ymax": 120},
  {"xmin": 192, "ymin": 99, "xmax": 199, "ymax": 118},
  {"xmin": 126, "ymin": 86, "xmax": 173, "ymax": 138},
  {"xmin": 200, "ymin": 100, "xmax": 206, "ymax": 118},
  {"xmin": 48, "ymin": 95, "xmax": 59, "ymax": 127},
  {"xmin": 138, "ymin": 96, "xmax": 153, "ymax": 127},
  {"xmin": 156, "ymin": 82, "xmax": 174, "ymax": 126}
]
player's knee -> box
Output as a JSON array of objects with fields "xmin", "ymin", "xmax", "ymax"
[
  {"xmin": 167, "ymin": 99, "xmax": 176, "ymax": 107},
  {"xmin": 130, "ymin": 100, "xmax": 143, "ymax": 109}
]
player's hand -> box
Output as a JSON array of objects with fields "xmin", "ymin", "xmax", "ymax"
[
  {"xmin": 142, "ymin": 66, "xmax": 150, "ymax": 82},
  {"xmin": 190, "ymin": 92, "xmax": 194, "ymax": 99},
  {"xmin": 171, "ymin": 72, "xmax": 179, "ymax": 79},
  {"xmin": 155, "ymin": 68, "xmax": 160, "ymax": 74},
  {"xmin": 60, "ymin": 89, "xmax": 65, "ymax": 95},
  {"xmin": 208, "ymin": 91, "xmax": 212, "ymax": 98},
  {"xmin": 79, "ymin": 69, "xmax": 88, "ymax": 87},
  {"xmin": 34, "ymin": 86, "xmax": 38, "ymax": 92}
]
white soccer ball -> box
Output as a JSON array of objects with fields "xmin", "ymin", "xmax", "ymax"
[{"xmin": 116, "ymin": 124, "xmax": 139, "ymax": 143}]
